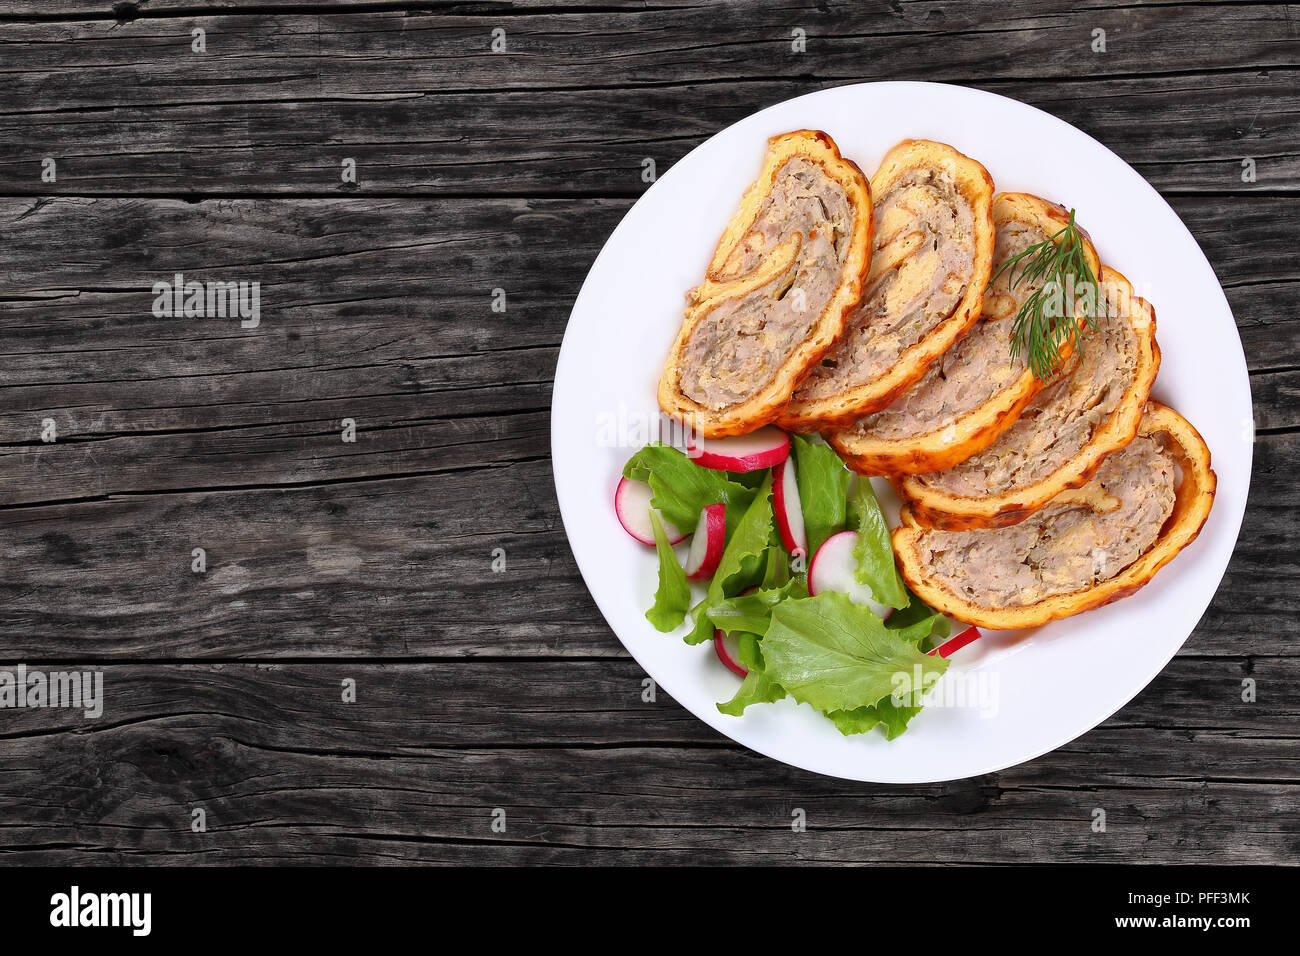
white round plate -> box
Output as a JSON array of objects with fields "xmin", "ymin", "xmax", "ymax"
[{"xmin": 551, "ymin": 81, "xmax": 1252, "ymax": 783}]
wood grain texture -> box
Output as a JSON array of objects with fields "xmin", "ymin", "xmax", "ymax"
[
  {"xmin": 0, "ymin": 0, "xmax": 1295, "ymax": 865},
  {"xmin": 0, "ymin": 74, "xmax": 1295, "ymax": 197},
  {"xmin": 0, "ymin": 7, "xmax": 1296, "ymax": 195},
  {"xmin": 0, "ymin": 659, "xmax": 1293, "ymax": 864}
]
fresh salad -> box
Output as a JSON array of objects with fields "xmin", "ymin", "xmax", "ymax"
[{"xmin": 617, "ymin": 426, "xmax": 981, "ymax": 740}]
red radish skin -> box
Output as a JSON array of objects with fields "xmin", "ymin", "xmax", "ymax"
[
  {"xmin": 772, "ymin": 455, "xmax": 808, "ymax": 557},
  {"xmin": 615, "ymin": 477, "xmax": 686, "ymax": 546},
  {"xmin": 713, "ymin": 630, "xmax": 748, "ymax": 677},
  {"xmin": 687, "ymin": 426, "xmax": 790, "ymax": 473},
  {"xmin": 683, "ymin": 504, "xmax": 726, "ymax": 580},
  {"xmin": 808, "ymin": 530, "xmax": 892, "ymax": 619},
  {"xmin": 929, "ymin": 626, "xmax": 982, "ymax": 659}
]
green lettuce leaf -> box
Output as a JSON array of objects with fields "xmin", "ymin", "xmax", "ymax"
[
  {"xmin": 873, "ymin": 698, "xmax": 925, "ymax": 740},
  {"xmin": 644, "ymin": 511, "xmax": 690, "ymax": 632},
  {"xmin": 717, "ymin": 633, "xmax": 788, "ymax": 716},
  {"xmin": 684, "ymin": 474, "xmax": 774, "ymax": 645},
  {"xmin": 623, "ymin": 445, "xmax": 756, "ymax": 535},
  {"xmin": 885, "ymin": 585, "xmax": 951, "ymax": 648},
  {"xmin": 824, "ymin": 706, "xmax": 881, "ymax": 736},
  {"xmin": 706, "ymin": 577, "xmax": 808, "ymax": 637},
  {"xmin": 759, "ymin": 591, "xmax": 950, "ymax": 714},
  {"xmin": 847, "ymin": 477, "xmax": 910, "ymax": 610},
  {"xmin": 827, "ymin": 697, "xmax": 923, "ymax": 741},
  {"xmin": 762, "ymin": 542, "xmax": 792, "ymax": 589},
  {"xmin": 790, "ymin": 434, "xmax": 851, "ymax": 557}
]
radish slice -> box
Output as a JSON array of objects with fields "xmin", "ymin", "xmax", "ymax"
[
  {"xmin": 687, "ymin": 426, "xmax": 790, "ymax": 473},
  {"xmin": 615, "ymin": 477, "xmax": 686, "ymax": 546},
  {"xmin": 929, "ymin": 626, "xmax": 982, "ymax": 659},
  {"xmin": 772, "ymin": 455, "xmax": 807, "ymax": 557},
  {"xmin": 682, "ymin": 503, "xmax": 726, "ymax": 580},
  {"xmin": 808, "ymin": 530, "xmax": 892, "ymax": 619},
  {"xmin": 713, "ymin": 630, "xmax": 747, "ymax": 677}
]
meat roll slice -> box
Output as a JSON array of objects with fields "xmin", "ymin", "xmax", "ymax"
[
  {"xmin": 778, "ymin": 139, "xmax": 995, "ymax": 429},
  {"xmin": 657, "ymin": 129, "xmax": 873, "ymax": 437},
  {"xmin": 899, "ymin": 266, "xmax": 1161, "ymax": 529},
  {"xmin": 893, "ymin": 403, "xmax": 1216, "ymax": 629},
  {"xmin": 826, "ymin": 194, "xmax": 1101, "ymax": 475}
]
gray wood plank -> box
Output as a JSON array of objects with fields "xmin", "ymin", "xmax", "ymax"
[
  {"xmin": 0, "ymin": 74, "xmax": 1293, "ymax": 196},
  {"xmin": 0, "ymin": 194, "xmax": 1291, "ymax": 658},
  {"xmin": 0, "ymin": 459, "xmax": 597, "ymax": 656},
  {"xmin": 0, "ymin": 4, "xmax": 1295, "ymax": 115},
  {"xmin": 0, "ymin": 196, "xmax": 1292, "ymax": 441},
  {"xmin": 0, "ymin": 427, "xmax": 1294, "ymax": 658},
  {"xmin": 0, "ymin": 658, "xmax": 1291, "ymax": 864}
]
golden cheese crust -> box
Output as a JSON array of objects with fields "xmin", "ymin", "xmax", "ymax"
[
  {"xmin": 892, "ymin": 402, "xmax": 1216, "ymax": 630},
  {"xmin": 824, "ymin": 193, "xmax": 1101, "ymax": 476},
  {"xmin": 898, "ymin": 265, "xmax": 1161, "ymax": 529},
  {"xmin": 656, "ymin": 130, "xmax": 873, "ymax": 438},
  {"xmin": 777, "ymin": 139, "xmax": 996, "ymax": 430}
]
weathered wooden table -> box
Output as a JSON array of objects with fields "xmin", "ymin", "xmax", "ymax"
[{"xmin": 0, "ymin": 1, "xmax": 1294, "ymax": 865}]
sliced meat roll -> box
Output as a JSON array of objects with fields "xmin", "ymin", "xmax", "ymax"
[
  {"xmin": 899, "ymin": 266, "xmax": 1161, "ymax": 529},
  {"xmin": 826, "ymin": 194, "xmax": 1100, "ymax": 475},
  {"xmin": 893, "ymin": 403, "xmax": 1216, "ymax": 630},
  {"xmin": 657, "ymin": 130, "xmax": 873, "ymax": 437},
  {"xmin": 778, "ymin": 139, "xmax": 995, "ymax": 429}
]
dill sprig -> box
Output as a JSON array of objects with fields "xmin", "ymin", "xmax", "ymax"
[{"xmin": 987, "ymin": 209, "xmax": 1102, "ymax": 382}]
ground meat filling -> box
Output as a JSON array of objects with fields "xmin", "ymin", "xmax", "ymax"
[
  {"xmin": 916, "ymin": 283, "xmax": 1140, "ymax": 496},
  {"xmin": 843, "ymin": 217, "xmax": 1046, "ymax": 442},
  {"xmin": 792, "ymin": 166, "xmax": 976, "ymax": 402},
  {"xmin": 679, "ymin": 158, "xmax": 853, "ymax": 410},
  {"xmin": 913, "ymin": 436, "xmax": 1177, "ymax": 608}
]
